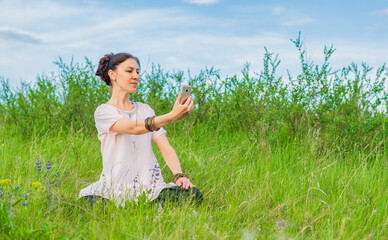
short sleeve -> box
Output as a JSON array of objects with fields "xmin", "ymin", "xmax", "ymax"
[
  {"xmin": 94, "ymin": 105, "xmax": 125, "ymax": 135},
  {"xmin": 143, "ymin": 103, "xmax": 167, "ymax": 142}
]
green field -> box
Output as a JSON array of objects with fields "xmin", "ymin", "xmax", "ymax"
[
  {"xmin": 0, "ymin": 123, "xmax": 387, "ymax": 239},
  {"xmin": 1, "ymin": 35, "xmax": 387, "ymax": 239}
]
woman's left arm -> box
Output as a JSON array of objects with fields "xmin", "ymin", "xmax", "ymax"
[{"xmin": 155, "ymin": 134, "xmax": 196, "ymax": 189}]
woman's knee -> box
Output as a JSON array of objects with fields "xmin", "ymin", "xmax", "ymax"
[
  {"xmin": 190, "ymin": 187, "xmax": 204, "ymax": 203},
  {"xmin": 157, "ymin": 186, "xmax": 204, "ymax": 204}
]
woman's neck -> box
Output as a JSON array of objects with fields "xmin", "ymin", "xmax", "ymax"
[{"xmin": 107, "ymin": 89, "xmax": 133, "ymax": 110}]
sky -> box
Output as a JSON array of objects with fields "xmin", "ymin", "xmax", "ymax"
[{"xmin": 0, "ymin": 0, "xmax": 387, "ymax": 86}]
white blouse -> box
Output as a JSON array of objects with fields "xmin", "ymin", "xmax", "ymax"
[{"xmin": 78, "ymin": 102, "xmax": 177, "ymax": 207}]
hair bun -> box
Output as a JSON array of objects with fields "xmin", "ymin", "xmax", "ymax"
[{"xmin": 96, "ymin": 54, "xmax": 114, "ymax": 86}]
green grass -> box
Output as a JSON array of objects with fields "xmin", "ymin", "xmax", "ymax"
[
  {"xmin": 1, "ymin": 33, "xmax": 386, "ymax": 239},
  {"xmin": 1, "ymin": 123, "xmax": 386, "ymax": 239}
]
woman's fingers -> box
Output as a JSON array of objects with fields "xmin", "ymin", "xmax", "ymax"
[
  {"xmin": 177, "ymin": 177, "xmax": 195, "ymax": 189},
  {"xmin": 175, "ymin": 92, "xmax": 182, "ymax": 105},
  {"xmin": 183, "ymin": 96, "xmax": 194, "ymax": 116},
  {"xmin": 182, "ymin": 179, "xmax": 187, "ymax": 189},
  {"xmin": 181, "ymin": 95, "xmax": 190, "ymax": 104},
  {"xmin": 176, "ymin": 178, "xmax": 183, "ymax": 187},
  {"xmin": 183, "ymin": 96, "xmax": 191, "ymax": 107},
  {"xmin": 171, "ymin": 94, "xmax": 195, "ymax": 121}
]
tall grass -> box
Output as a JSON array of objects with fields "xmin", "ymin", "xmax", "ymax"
[
  {"xmin": 0, "ymin": 124, "xmax": 386, "ymax": 239},
  {"xmin": 0, "ymin": 33, "xmax": 387, "ymax": 239},
  {"xmin": 0, "ymin": 34, "xmax": 387, "ymax": 154}
]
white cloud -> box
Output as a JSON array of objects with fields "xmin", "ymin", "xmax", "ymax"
[
  {"xmin": 371, "ymin": 8, "xmax": 388, "ymax": 16},
  {"xmin": 273, "ymin": 7, "xmax": 286, "ymax": 15},
  {"xmin": 0, "ymin": 0, "xmax": 93, "ymax": 27},
  {"xmin": 183, "ymin": 0, "xmax": 219, "ymax": 5},
  {"xmin": 272, "ymin": 7, "xmax": 316, "ymax": 26},
  {"xmin": 0, "ymin": 27, "xmax": 42, "ymax": 44},
  {"xmin": 281, "ymin": 17, "xmax": 316, "ymax": 26}
]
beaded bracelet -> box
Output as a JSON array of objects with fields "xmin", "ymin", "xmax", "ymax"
[
  {"xmin": 145, "ymin": 116, "xmax": 161, "ymax": 132},
  {"xmin": 149, "ymin": 116, "xmax": 160, "ymax": 131},
  {"xmin": 173, "ymin": 173, "xmax": 190, "ymax": 183}
]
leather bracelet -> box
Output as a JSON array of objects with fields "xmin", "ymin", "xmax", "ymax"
[
  {"xmin": 150, "ymin": 116, "xmax": 160, "ymax": 131},
  {"xmin": 173, "ymin": 173, "xmax": 190, "ymax": 183}
]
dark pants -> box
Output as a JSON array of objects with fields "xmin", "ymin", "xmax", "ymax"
[
  {"xmin": 78, "ymin": 186, "xmax": 203, "ymax": 206},
  {"xmin": 155, "ymin": 186, "xmax": 203, "ymax": 205}
]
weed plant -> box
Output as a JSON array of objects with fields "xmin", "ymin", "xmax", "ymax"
[{"xmin": 1, "ymin": 34, "xmax": 387, "ymax": 154}]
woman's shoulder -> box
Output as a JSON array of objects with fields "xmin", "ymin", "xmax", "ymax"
[
  {"xmin": 96, "ymin": 103, "xmax": 114, "ymax": 111},
  {"xmin": 134, "ymin": 102, "xmax": 151, "ymax": 110},
  {"xmin": 134, "ymin": 102, "xmax": 155, "ymax": 115},
  {"xmin": 94, "ymin": 104, "xmax": 120, "ymax": 115}
]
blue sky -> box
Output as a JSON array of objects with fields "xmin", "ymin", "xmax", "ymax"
[{"xmin": 0, "ymin": 0, "xmax": 387, "ymax": 86}]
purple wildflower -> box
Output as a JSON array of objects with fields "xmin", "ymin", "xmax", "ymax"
[
  {"xmin": 54, "ymin": 170, "xmax": 60, "ymax": 187},
  {"xmin": 46, "ymin": 159, "xmax": 51, "ymax": 171},
  {"xmin": 36, "ymin": 159, "xmax": 42, "ymax": 174},
  {"xmin": 90, "ymin": 196, "xmax": 96, "ymax": 208}
]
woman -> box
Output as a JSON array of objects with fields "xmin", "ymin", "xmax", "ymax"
[{"xmin": 78, "ymin": 53, "xmax": 203, "ymax": 207}]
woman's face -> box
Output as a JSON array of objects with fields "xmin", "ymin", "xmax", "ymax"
[{"xmin": 110, "ymin": 58, "xmax": 140, "ymax": 94}]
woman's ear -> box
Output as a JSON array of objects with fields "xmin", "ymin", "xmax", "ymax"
[{"xmin": 108, "ymin": 69, "xmax": 116, "ymax": 82}]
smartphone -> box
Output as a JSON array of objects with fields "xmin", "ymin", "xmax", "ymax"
[{"xmin": 181, "ymin": 85, "xmax": 191, "ymax": 103}]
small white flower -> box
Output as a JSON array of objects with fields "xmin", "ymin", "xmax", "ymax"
[
  {"xmin": 276, "ymin": 219, "xmax": 287, "ymax": 230},
  {"xmin": 157, "ymin": 203, "xmax": 163, "ymax": 213}
]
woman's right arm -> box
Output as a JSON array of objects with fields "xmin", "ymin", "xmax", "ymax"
[{"xmin": 110, "ymin": 93, "xmax": 194, "ymax": 135}]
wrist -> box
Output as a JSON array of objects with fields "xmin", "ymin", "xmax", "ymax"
[
  {"xmin": 173, "ymin": 173, "xmax": 190, "ymax": 183},
  {"xmin": 165, "ymin": 112, "xmax": 177, "ymax": 123}
]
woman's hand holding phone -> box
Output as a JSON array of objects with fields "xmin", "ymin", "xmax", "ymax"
[{"xmin": 170, "ymin": 92, "xmax": 194, "ymax": 121}]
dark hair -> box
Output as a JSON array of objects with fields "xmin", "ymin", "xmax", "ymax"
[{"xmin": 95, "ymin": 52, "xmax": 140, "ymax": 86}]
